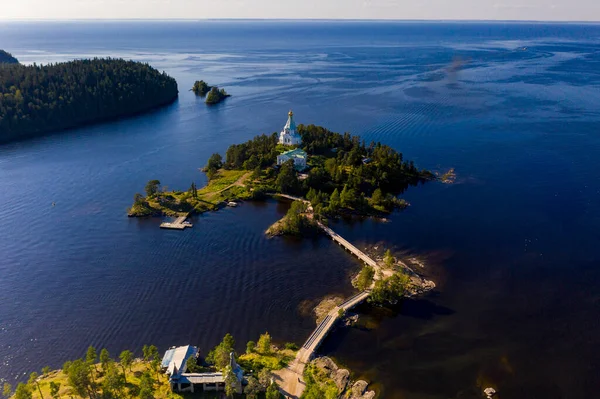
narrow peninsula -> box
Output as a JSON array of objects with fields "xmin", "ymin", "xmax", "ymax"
[{"xmin": 0, "ymin": 58, "xmax": 178, "ymax": 144}]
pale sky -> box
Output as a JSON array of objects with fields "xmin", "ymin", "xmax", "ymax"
[{"xmin": 1, "ymin": 0, "xmax": 599, "ymax": 21}]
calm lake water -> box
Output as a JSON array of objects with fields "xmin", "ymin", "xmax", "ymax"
[{"xmin": 1, "ymin": 21, "xmax": 600, "ymax": 398}]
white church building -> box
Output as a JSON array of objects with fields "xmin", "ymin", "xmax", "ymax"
[{"xmin": 278, "ymin": 110, "xmax": 302, "ymax": 146}]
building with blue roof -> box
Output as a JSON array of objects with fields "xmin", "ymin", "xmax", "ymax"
[{"xmin": 277, "ymin": 148, "xmax": 308, "ymax": 171}]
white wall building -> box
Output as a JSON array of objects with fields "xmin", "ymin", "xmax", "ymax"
[
  {"xmin": 161, "ymin": 345, "xmax": 244, "ymax": 394},
  {"xmin": 278, "ymin": 110, "xmax": 302, "ymax": 146},
  {"xmin": 277, "ymin": 148, "xmax": 308, "ymax": 171}
]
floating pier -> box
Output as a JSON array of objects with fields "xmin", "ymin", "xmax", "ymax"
[{"xmin": 160, "ymin": 214, "xmax": 192, "ymax": 230}]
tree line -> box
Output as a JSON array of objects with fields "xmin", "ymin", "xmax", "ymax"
[
  {"xmin": 3, "ymin": 332, "xmax": 292, "ymax": 399},
  {"xmin": 0, "ymin": 58, "xmax": 178, "ymax": 143},
  {"xmin": 218, "ymin": 123, "xmax": 434, "ymax": 216},
  {"xmin": 2, "ymin": 345, "xmax": 161, "ymax": 399}
]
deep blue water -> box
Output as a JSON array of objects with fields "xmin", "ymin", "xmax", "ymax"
[{"xmin": 1, "ymin": 21, "xmax": 599, "ymax": 398}]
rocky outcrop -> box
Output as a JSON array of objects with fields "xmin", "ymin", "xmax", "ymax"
[
  {"xmin": 312, "ymin": 357, "xmax": 375, "ymax": 399},
  {"xmin": 348, "ymin": 380, "xmax": 376, "ymax": 399},
  {"xmin": 406, "ymin": 276, "xmax": 436, "ymax": 297},
  {"xmin": 343, "ymin": 313, "xmax": 360, "ymax": 327},
  {"xmin": 313, "ymin": 357, "xmax": 350, "ymax": 392}
]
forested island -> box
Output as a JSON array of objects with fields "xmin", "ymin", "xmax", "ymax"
[
  {"xmin": 0, "ymin": 58, "xmax": 178, "ymax": 144},
  {"xmin": 129, "ymin": 123, "xmax": 435, "ymax": 224},
  {"xmin": 191, "ymin": 80, "xmax": 211, "ymax": 96},
  {"xmin": 192, "ymin": 80, "xmax": 231, "ymax": 104},
  {"xmin": 0, "ymin": 50, "xmax": 19, "ymax": 64}
]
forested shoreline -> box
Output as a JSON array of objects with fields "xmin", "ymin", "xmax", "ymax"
[
  {"xmin": 0, "ymin": 50, "xmax": 19, "ymax": 64},
  {"xmin": 0, "ymin": 57, "xmax": 178, "ymax": 143}
]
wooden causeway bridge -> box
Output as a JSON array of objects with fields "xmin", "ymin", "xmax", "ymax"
[
  {"xmin": 274, "ymin": 289, "xmax": 373, "ymax": 399},
  {"xmin": 271, "ymin": 194, "xmax": 380, "ymax": 398}
]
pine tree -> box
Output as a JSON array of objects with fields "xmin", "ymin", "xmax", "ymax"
[
  {"xmin": 257, "ymin": 332, "xmax": 272, "ymax": 355},
  {"xmin": 100, "ymin": 349, "xmax": 111, "ymax": 373},
  {"xmin": 329, "ymin": 188, "xmax": 341, "ymax": 211},
  {"xmin": 27, "ymin": 372, "xmax": 43, "ymax": 399}
]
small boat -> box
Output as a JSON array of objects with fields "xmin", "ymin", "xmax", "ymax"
[{"xmin": 227, "ymin": 201, "xmax": 238, "ymax": 207}]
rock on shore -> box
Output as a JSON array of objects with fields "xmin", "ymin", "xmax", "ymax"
[{"xmin": 312, "ymin": 356, "xmax": 375, "ymax": 399}]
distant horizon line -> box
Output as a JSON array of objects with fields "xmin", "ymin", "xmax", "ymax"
[{"xmin": 1, "ymin": 18, "xmax": 599, "ymax": 24}]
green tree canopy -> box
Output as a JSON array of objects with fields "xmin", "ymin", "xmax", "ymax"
[
  {"xmin": 144, "ymin": 180, "xmax": 161, "ymax": 198},
  {"xmin": 353, "ymin": 266, "xmax": 375, "ymax": 291},
  {"xmin": 85, "ymin": 346, "xmax": 97, "ymax": 366},
  {"xmin": 207, "ymin": 333, "xmax": 236, "ymax": 371},
  {"xmin": 48, "ymin": 382, "xmax": 60, "ymax": 399},
  {"xmin": 246, "ymin": 340, "xmax": 256, "ymax": 354},
  {"xmin": 192, "ymin": 80, "xmax": 211, "ymax": 96},
  {"xmin": 65, "ymin": 359, "xmax": 94, "ymax": 399},
  {"xmin": 138, "ymin": 371, "xmax": 155, "ymax": 399},
  {"xmin": 276, "ymin": 160, "xmax": 300, "ymax": 194},
  {"xmin": 0, "ymin": 58, "xmax": 178, "ymax": 144},
  {"xmin": 244, "ymin": 376, "xmax": 261, "ymax": 399},
  {"xmin": 257, "ymin": 332, "xmax": 272, "ymax": 355},
  {"xmin": 224, "ymin": 369, "xmax": 238, "ymax": 398},
  {"xmin": 369, "ymin": 272, "xmax": 411, "ymax": 304},
  {"xmin": 13, "ymin": 383, "xmax": 31, "ymax": 399},
  {"xmin": 265, "ymin": 381, "xmax": 281, "ymax": 399},
  {"xmin": 119, "ymin": 350, "xmax": 133, "ymax": 382},
  {"xmin": 101, "ymin": 363, "xmax": 125, "ymax": 399},
  {"xmin": 205, "ymin": 86, "xmax": 230, "ymax": 105},
  {"xmin": 205, "ymin": 153, "xmax": 223, "ymax": 178},
  {"xmin": 384, "ymin": 249, "xmax": 395, "ymax": 268},
  {"xmin": 99, "ymin": 348, "xmax": 111, "ymax": 372},
  {"xmin": 329, "ymin": 188, "xmax": 341, "ymax": 211}
]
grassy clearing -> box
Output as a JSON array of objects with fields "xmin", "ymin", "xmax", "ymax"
[
  {"xmin": 25, "ymin": 360, "xmax": 183, "ymax": 399},
  {"xmin": 238, "ymin": 348, "xmax": 296, "ymax": 372},
  {"xmin": 129, "ymin": 170, "xmax": 252, "ymax": 217}
]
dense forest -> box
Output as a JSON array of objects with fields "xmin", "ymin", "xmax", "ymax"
[
  {"xmin": 0, "ymin": 50, "xmax": 19, "ymax": 64},
  {"xmin": 224, "ymin": 123, "xmax": 435, "ymax": 216},
  {"xmin": 0, "ymin": 58, "xmax": 178, "ymax": 143}
]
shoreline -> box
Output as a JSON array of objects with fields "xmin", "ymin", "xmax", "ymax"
[{"xmin": 123, "ymin": 122, "xmax": 439, "ymax": 397}]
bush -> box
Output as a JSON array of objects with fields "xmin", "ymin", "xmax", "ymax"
[
  {"xmin": 353, "ymin": 266, "xmax": 375, "ymax": 291},
  {"xmin": 369, "ymin": 272, "xmax": 411, "ymax": 304},
  {"xmin": 284, "ymin": 342, "xmax": 299, "ymax": 351}
]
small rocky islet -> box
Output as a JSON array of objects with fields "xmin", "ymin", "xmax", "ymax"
[{"xmin": 192, "ymin": 79, "xmax": 231, "ymax": 104}]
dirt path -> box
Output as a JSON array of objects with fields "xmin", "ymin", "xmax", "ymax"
[{"xmin": 216, "ymin": 171, "xmax": 251, "ymax": 194}]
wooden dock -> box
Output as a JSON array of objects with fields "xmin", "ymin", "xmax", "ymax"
[{"xmin": 160, "ymin": 214, "xmax": 192, "ymax": 230}]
